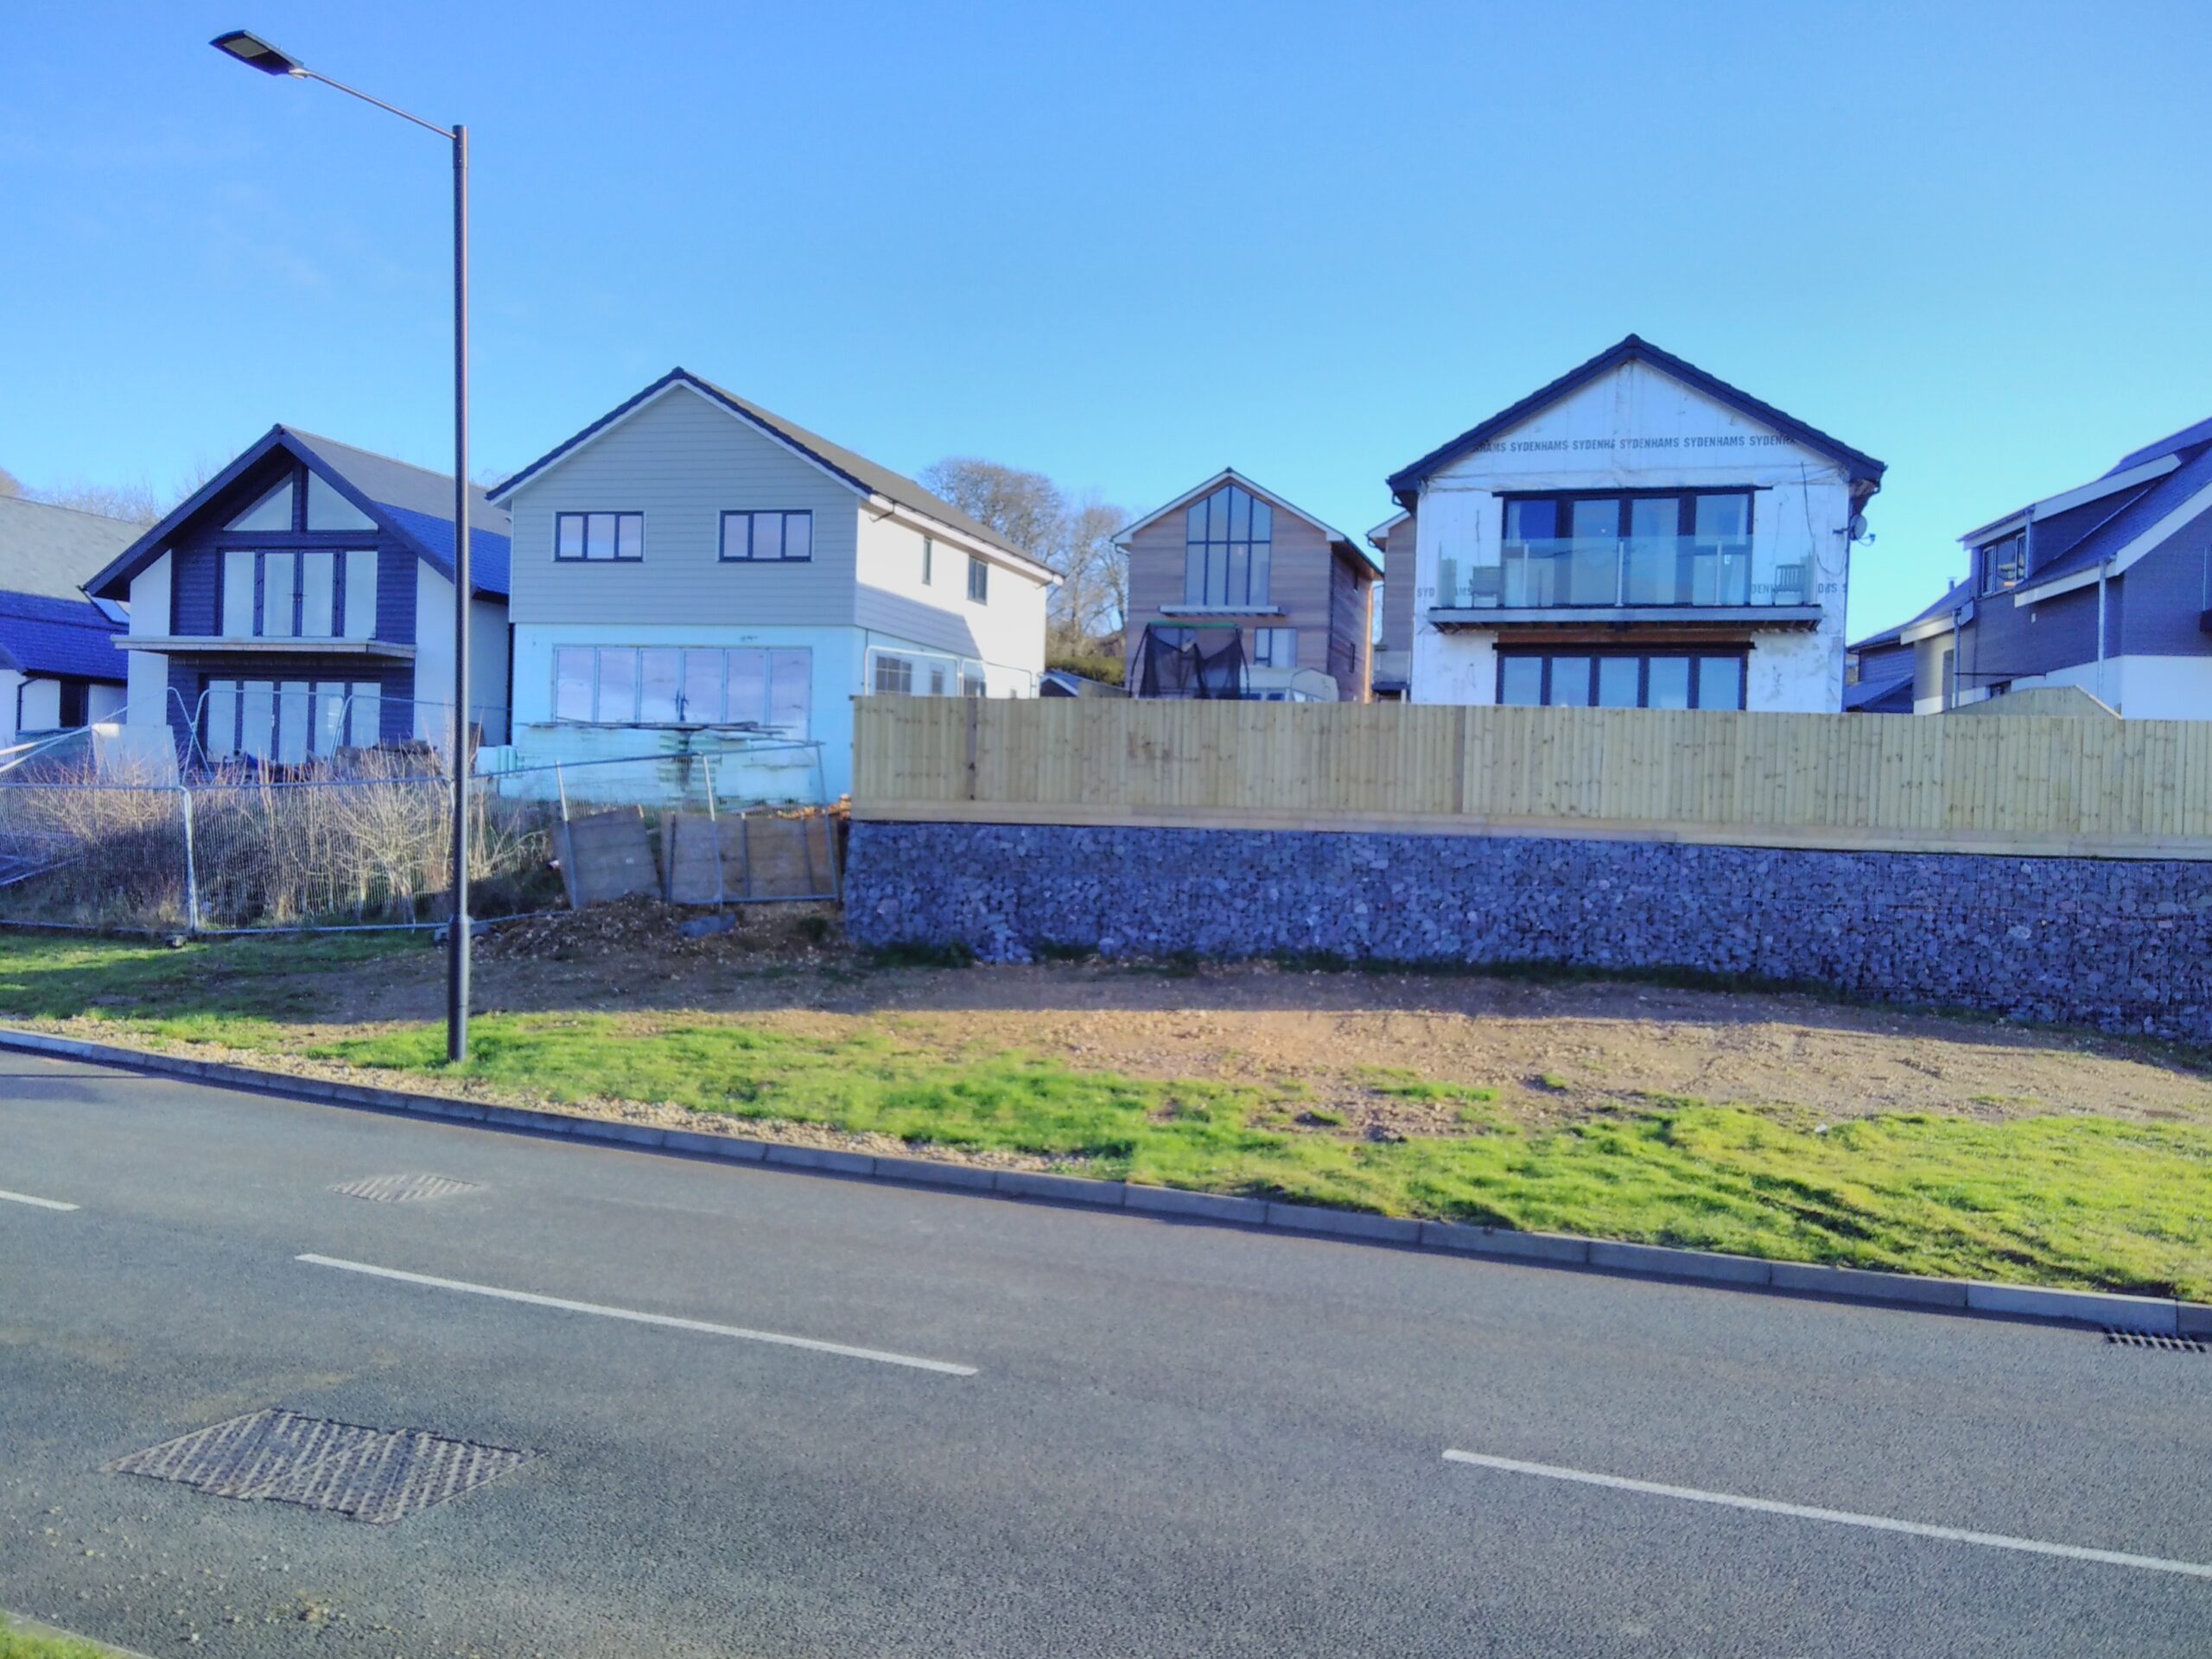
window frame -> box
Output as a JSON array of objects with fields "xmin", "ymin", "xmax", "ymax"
[
  {"xmin": 872, "ymin": 652, "xmax": 915, "ymax": 696},
  {"xmin": 966, "ymin": 555, "xmax": 989, "ymax": 604},
  {"xmin": 218, "ymin": 547, "xmax": 357, "ymax": 639},
  {"xmin": 549, "ymin": 645, "xmax": 811, "ymax": 731},
  {"xmin": 719, "ymin": 509, "xmax": 814, "ymax": 563},
  {"xmin": 1252, "ymin": 626, "xmax": 1299, "ymax": 669},
  {"xmin": 1182, "ymin": 482, "xmax": 1275, "ymax": 608},
  {"xmin": 554, "ymin": 511, "xmax": 646, "ymax": 563},
  {"xmin": 1497, "ymin": 487, "xmax": 1758, "ymax": 608},
  {"xmin": 1494, "ymin": 646, "xmax": 1750, "ymax": 711},
  {"xmin": 922, "ymin": 535, "xmax": 934, "ymax": 586},
  {"xmin": 1978, "ymin": 531, "xmax": 2026, "ymax": 595}
]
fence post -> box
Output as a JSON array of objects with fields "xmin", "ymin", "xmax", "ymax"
[
  {"xmin": 702, "ymin": 754, "xmax": 725, "ymax": 910},
  {"xmin": 177, "ymin": 784, "xmax": 201, "ymax": 936}
]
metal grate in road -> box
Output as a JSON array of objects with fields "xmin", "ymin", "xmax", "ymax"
[
  {"xmin": 330, "ymin": 1173, "xmax": 484, "ymax": 1204},
  {"xmin": 2102, "ymin": 1327, "xmax": 2206, "ymax": 1353},
  {"xmin": 108, "ymin": 1410, "xmax": 532, "ymax": 1524}
]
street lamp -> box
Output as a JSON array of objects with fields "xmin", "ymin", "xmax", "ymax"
[{"xmin": 211, "ymin": 29, "xmax": 475, "ymax": 1063}]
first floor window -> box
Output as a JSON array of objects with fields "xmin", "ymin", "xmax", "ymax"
[
  {"xmin": 1979, "ymin": 532, "xmax": 2025, "ymax": 594},
  {"xmin": 721, "ymin": 510, "xmax": 813, "ymax": 562},
  {"xmin": 922, "ymin": 535, "xmax": 934, "ymax": 585},
  {"xmin": 556, "ymin": 512, "xmax": 644, "ymax": 562},
  {"xmin": 1184, "ymin": 481, "xmax": 1274, "ymax": 607},
  {"xmin": 552, "ymin": 645, "xmax": 812, "ymax": 733},
  {"xmin": 967, "ymin": 556, "xmax": 989, "ymax": 604},
  {"xmin": 1251, "ymin": 627, "xmax": 1298, "ymax": 668},
  {"xmin": 1497, "ymin": 651, "xmax": 1746, "ymax": 709},
  {"xmin": 219, "ymin": 548, "xmax": 364, "ymax": 639}
]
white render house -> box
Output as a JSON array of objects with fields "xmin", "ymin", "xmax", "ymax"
[
  {"xmin": 1385, "ymin": 336, "xmax": 1885, "ymax": 713},
  {"xmin": 489, "ymin": 370, "xmax": 1053, "ymax": 799}
]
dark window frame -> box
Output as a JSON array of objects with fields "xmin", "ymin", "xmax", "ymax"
[
  {"xmin": 1494, "ymin": 645, "xmax": 1750, "ymax": 711},
  {"xmin": 967, "ymin": 555, "xmax": 989, "ymax": 604},
  {"xmin": 1182, "ymin": 482, "xmax": 1275, "ymax": 608},
  {"xmin": 922, "ymin": 535, "xmax": 934, "ymax": 585},
  {"xmin": 1497, "ymin": 487, "xmax": 1760, "ymax": 608},
  {"xmin": 217, "ymin": 547, "xmax": 349, "ymax": 639},
  {"xmin": 718, "ymin": 509, "xmax": 814, "ymax": 563},
  {"xmin": 1978, "ymin": 531, "xmax": 2026, "ymax": 595},
  {"xmin": 555, "ymin": 510, "xmax": 646, "ymax": 563}
]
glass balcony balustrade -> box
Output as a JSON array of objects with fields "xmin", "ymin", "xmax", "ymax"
[{"xmin": 1434, "ymin": 537, "xmax": 1813, "ymax": 611}]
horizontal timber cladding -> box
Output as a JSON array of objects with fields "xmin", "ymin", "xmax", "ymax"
[
  {"xmin": 844, "ymin": 821, "xmax": 2212, "ymax": 1046},
  {"xmin": 851, "ymin": 698, "xmax": 2212, "ymax": 858}
]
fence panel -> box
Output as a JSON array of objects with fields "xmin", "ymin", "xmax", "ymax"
[{"xmin": 852, "ymin": 699, "xmax": 2212, "ymax": 857}]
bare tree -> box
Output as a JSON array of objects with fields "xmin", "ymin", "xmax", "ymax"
[
  {"xmin": 920, "ymin": 456, "xmax": 1128, "ymax": 656},
  {"xmin": 22, "ymin": 457, "xmax": 225, "ymax": 527}
]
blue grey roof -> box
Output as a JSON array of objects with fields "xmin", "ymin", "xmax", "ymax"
[
  {"xmin": 2013, "ymin": 433, "xmax": 2212, "ymax": 593},
  {"xmin": 1844, "ymin": 671, "xmax": 1914, "ymax": 713},
  {"xmin": 86, "ymin": 426, "xmax": 510, "ymax": 601},
  {"xmin": 1849, "ymin": 577, "xmax": 1973, "ymax": 652},
  {"xmin": 2107, "ymin": 416, "xmax": 2212, "ymax": 476},
  {"xmin": 0, "ymin": 588, "xmax": 125, "ymax": 681},
  {"xmin": 374, "ymin": 502, "xmax": 511, "ymax": 599},
  {"xmin": 1386, "ymin": 334, "xmax": 1886, "ymax": 503}
]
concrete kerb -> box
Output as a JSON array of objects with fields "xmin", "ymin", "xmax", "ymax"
[{"xmin": 5, "ymin": 1024, "xmax": 2204, "ymax": 1340}]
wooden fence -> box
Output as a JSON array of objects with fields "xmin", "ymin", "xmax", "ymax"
[{"xmin": 852, "ymin": 698, "xmax": 2212, "ymax": 858}]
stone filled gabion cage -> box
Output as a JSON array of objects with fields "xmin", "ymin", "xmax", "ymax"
[{"xmin": 845, "ymin": 820, "xmax": 2212, "ymax": 1046}]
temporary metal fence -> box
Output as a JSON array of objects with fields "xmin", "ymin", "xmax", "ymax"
[{"xmin": 0, "ymin": 737, "xmax": 835, "ymax": 938}]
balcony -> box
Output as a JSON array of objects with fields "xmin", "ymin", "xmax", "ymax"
[{"xmin": 1433, "ymin": 537, "xmax": 1820, "ymax": 626}]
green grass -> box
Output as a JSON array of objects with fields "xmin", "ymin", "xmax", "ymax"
[
  {"xmin": 0, "ymin": 1616, "xmax": 123, "ymax": 1659},
  {"xmin": 3, "ymin": 930, "xmax": 2209, "ymax": 1300}
]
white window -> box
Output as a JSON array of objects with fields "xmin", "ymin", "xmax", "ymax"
[
  {"xmin": 553, "ymin": 648, "xmax": 594, "ymax": 722},
  {"xmin": 226, "ymin": 477, "xmax": 293, "ymax": 532},
  {"xmin": 222, "ymin": 550, "xmax": 256, "ymax": 637},
  {"xmin": 550, "ymin": 646, "xmax": 810, "ymax": 734},
  {"xmin": 556, "ymin": 512, "xmax": 643, "ymax": 562},
  {"xmin": 262, "ymin": 556, "xmax": 296, "ymax": 639},
  {"xmin": 348, "ymin": 681, "xmax": 381, "ymax": 747},
  {"xmin": 203, "ymin": 681, "xmax": 239, "ymax": 759},
  {"xmin": 298, "ymin": 552, "xmax": 335, "ymax": 639},
  {"xmin": 343, "ymin": 550, "xmax": 378, "ymax": 636},
  {"xmin": 874, "ymin": 653, "xmax": 914, "ymax": 695},
  {"xmin": 239, "ymin": 683, "xmax": 274, "ymax": 760},
  {"xmin": 305, "ymin": 472, "xmax": 376, "ymax": 531}
]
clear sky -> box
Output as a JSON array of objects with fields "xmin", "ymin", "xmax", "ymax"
[{"xmin": 3, "ymin": 0, "xmax": 2205, "ymax": 638}]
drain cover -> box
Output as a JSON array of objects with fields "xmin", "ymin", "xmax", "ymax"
[
  {"xmin": 109, "ymin": 1410, "xmax": 532, "ymax": 1524},
  {"xmin": 331, "ymin": 1173, "xmax": 483, "ymax": 1204},
  {"xmin": 2103, "ymin": 1327, "xmax": 2206, "ymax": 1353}
]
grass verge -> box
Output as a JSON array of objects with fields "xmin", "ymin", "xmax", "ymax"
[
  {"xmin": 0, "ymin": 1614, "xmax": 129, "ymax": 1659},
  {"xmin": 3, "ymin": 930, "xmax": 2206, "ymax": 1300}
]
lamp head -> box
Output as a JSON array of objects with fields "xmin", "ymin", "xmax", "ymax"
[{"xmin": 211, "ymin": 30, "xmax": 306, "ymax": 76}]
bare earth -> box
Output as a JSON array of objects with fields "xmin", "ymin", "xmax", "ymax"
[{"xmin": 233, "ymin": 903, "xmax": 2212, "ymax": 1135}]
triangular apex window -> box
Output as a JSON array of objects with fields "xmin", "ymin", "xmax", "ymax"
[
  {"xmin": 226, "ymin": 475, "xmax": 296, "ymax": 531},
  {"xmin": 306, "ymin": 470, "xmax": 376, "ymax": 531}
]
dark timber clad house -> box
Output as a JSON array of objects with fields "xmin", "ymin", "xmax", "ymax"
[
  {"xmin": 1850, "ymin": 416, "xmax": 2212, "ymax": 716},
  {"xmin": 1114, "ymin": 468, "xmax": 1379, "ymax": 700},
  {"xmin": 85, "ymin": 427, "xmax": 511, "ymax": 766}
]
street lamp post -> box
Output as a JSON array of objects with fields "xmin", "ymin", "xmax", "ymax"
[{"xmin": 212, "ymin": 29, "xmax": 474, "ymax": 1061}]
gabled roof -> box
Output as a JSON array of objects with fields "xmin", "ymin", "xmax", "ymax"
[
  {"xmin": 1848, "ymin": 577, "xmax": 1973, "ymax": 652},
  {"xmin": 1113, "ymin": 467, "xmax": 1381, "ymax": 575},
  {"xmin": 0, "ymin": 588, "xmax": 126, "ymax": 681},
  {"xmin": 1365, "ymin": 509, "xmax": 1409, "ymax": 554},
  {"xmin": 487, "ymin": 368, "xmax": 1052, "ymax": 578},
  {"xmin": 1385, "ymin": 334, "xmax": 1887, "ymax": 504},
  {"xmin": 1994, "ymin": 420, "xmax": 2212, "ymax": 602},
  {"xmin": 0, "ymin": 495, "xmax": 142, "ymax": 601},
  {"xmin": 85, "ymin": 426, "xmax": 510, "ymax": 603}
]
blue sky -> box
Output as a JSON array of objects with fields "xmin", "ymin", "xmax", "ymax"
[{"xmin": 3, "ymin": 0, "xmax": 2205, "ymax": 638}]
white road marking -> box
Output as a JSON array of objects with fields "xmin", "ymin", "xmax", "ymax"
[
  {"xmin": 0, "ymin": 1188, "xmax": 79, "ymax": 1211},
  {"xmin": 1442, "ymin": 1450, "xmax": 2212, "ymax": 1581},
  {"xmin": 296, "ymin": 1254, "xmax": 977, "ymax": 1376}
]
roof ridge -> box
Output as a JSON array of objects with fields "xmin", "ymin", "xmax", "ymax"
[
  {"xmin": 281, "ymin": 425, "xmax": 493, "ymax": 497},
  {"xmin": 0, "ymin": 493, "xmax": 147, "ymax": 531}
]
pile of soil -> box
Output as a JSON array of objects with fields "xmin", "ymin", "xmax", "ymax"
[{"xmin": 480, "ymin": 894, "xmax": 847, "ymax": 968}]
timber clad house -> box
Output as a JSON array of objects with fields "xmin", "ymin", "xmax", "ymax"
[
  {"xmin": 1850, "ymin": 416, "xmax": 2212, "ymax": 717},
  {"xmin": 86, "ymin": 427, "xmax": 512, "ymax": 766},
  {"xmin": 1115, "ymin": 469, "xmax": 1379, "ymax": 701},
  {"xmin": 0, "ymin": 495, "xmax": 136, "ymax": 747},
  {"xmin": 1384, "ymin": 335, "xmax": 1885, "ymax": 713},
  {"xmin": 488, "ymin": 369, "xmax": 1054, "ymax": 800}
]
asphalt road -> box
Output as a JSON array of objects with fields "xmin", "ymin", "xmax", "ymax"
[{"xmin": 2, "ymin": 1050, "xmax": 2207, "ymax": 1658}]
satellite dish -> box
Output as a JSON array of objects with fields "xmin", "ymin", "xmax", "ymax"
[{"xmin": 1847, "ymin": 512, "xmax": 1870, "ymax": 542}]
